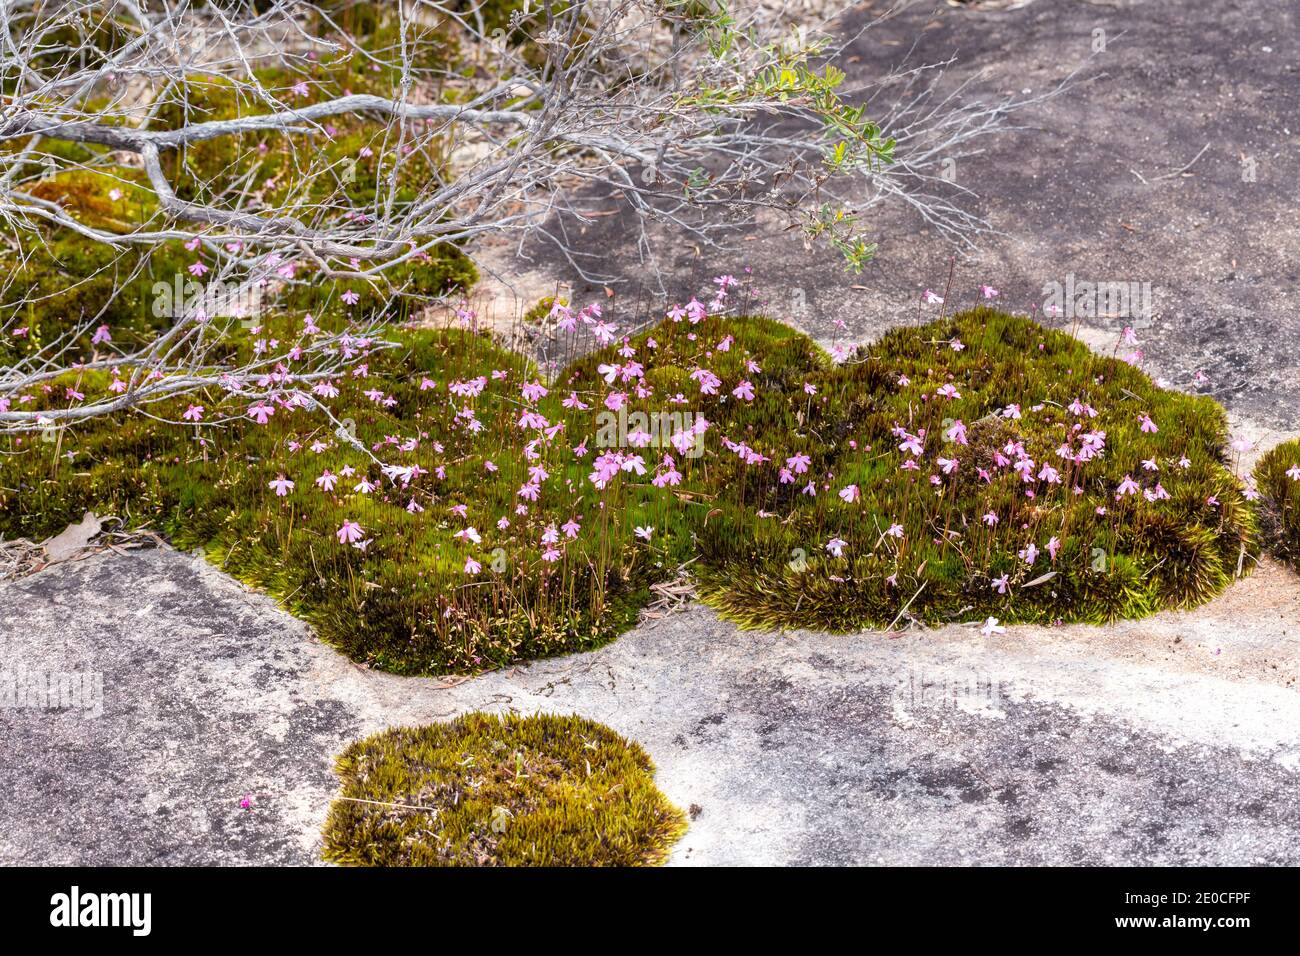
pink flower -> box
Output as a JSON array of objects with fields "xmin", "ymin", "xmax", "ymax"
[
  {"xmin": 1115, "ymin": 474, "xmax": 1140, "ymax": 498},
  {"xmin": 982, "ymin": 512, "xmax": 998, "ymax": 527},
  {"xmin": 634, "ymin": 526, "xmax": 653, "ymax": 541},
  {"xmin": 690, "ymin": 368, "xmax": 722, "ymax": 395},
  {"xmin": 885, "ymin": 523, "xmax": 904, "ymax": 539},
  {"xmin": 316, "ymin": 470, "xmax": 338, "ymax": 492},
  {"xmin": 667, "ymin": 429, "xmax": 695, "ymax": 456},
  {"xmin": 188, "ymin": 261, "xmax": 208, "ymax": 277},
  {"xmin": 991, "ymin": 574, "xmax": 1010, "ymax": 595},
  {"xmin": 247, "ymin": 402, "xmax": 275, "ymax": 424},
  {"xmin": 91, "ymin": 325, "xmax": 112, "ymax": 345},
  {"xmin": 183, "ymin": 404, "xmax": 204, "ymax": 422},
  {"xmin": 838, "ymin": 484, "xmax": 860, "ymax": 503},
  {"xmin": 732, "ymin": 380, "xmax": 756, "ymax": 402},
  {"xmin": 980, "ymin": 285, "xmax": 999, "ymax": 299},
  {"xmin": 521, "ymin": 380, "xmax": 548, "ymax": 402},
  {"xmin": 464, "ymin": 556, "xmax": 481, "ymax": 574},
  {"xmin": 268, "ymin": 475, "xmax": 294, "ymax": 496},
  {"xmin": 826, "ymin": 537, "xmax": 847, "ymax": 557},
  {"xmin": 1139, "ymin": 414, "xmax": 1158, "ymax": 434},
  {"xmin": 341, "ymin": 289, "xmax": 360, "ymax": 306},
  {"xmin": 591, "ymin": 320, "xmax": 617, "ymax": 345},
  {"xmin": 786, "ymin": 453, "xmax": 812, "ymax": 474},
  {"xmin": 1287, "ymin": 465, "xmax": 1300, "ymax": 482},
  {"xmin": 923, "ymin": 289, "xmax": 944, "ymax": 304},
  {"xmin": 336, "ymin": 520, "xmax": 364, "ymax": 544}
]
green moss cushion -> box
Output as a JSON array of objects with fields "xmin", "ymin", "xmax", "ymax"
[
  {"xmin": 1253, "ymin": 438, "xmax": 1300, "ymax": 570},
  {"xmin": 322, "ymin": 713, "xmax": 686, "ymax": 866}
]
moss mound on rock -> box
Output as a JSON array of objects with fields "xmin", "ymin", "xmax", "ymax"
[
  {"xmin": 0, "ymin": 307, "xmax": 1260, "ymax": 674},
  {"xmin": 1253, "ymin": 438, "xmax": 1300, "ymax": 570},
  {"xmin": 687, "ymin": 307, "xmax": 1259, "ymax": 630},
  {"xmin": 322, "ymin": 713, "xmax": 686, "ymax": 866}
]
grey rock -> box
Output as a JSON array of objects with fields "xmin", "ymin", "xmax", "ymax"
[{"xmin": 2, "ymin": 547, "xmax": 1299, "ymax": 865}]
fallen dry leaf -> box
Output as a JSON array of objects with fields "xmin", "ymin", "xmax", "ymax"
[{"xmin": 42, "ymin": 511, "xmax": 103, "ymax": 562}]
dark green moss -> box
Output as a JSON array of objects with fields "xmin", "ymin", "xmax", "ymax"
[
  {"xmin": 1, "ymin": 10, "xmax": 134, "ymax": 95},
  {"xmin": 279, "ymin": 247, "xmax": 478, "ymax": 322},
  {"xmin": 0, "ymin": 234, "xmax": 194, "ymax": 360},
  {"xmin": 1253, "ymin": 438, "xmax": 1300, "ymax": 571},
  {"xmin": 322, "ymin": 713, "xmax": 686, "ymax": 866}
]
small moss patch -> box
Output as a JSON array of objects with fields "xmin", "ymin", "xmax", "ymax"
[
  {"xmin": 1253, "ymin": 438, "xmax": 1300, "ymax": 571},
  {"xmin": 322, "ymin": 713, "xmax": 686, "ymax": 866}
]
